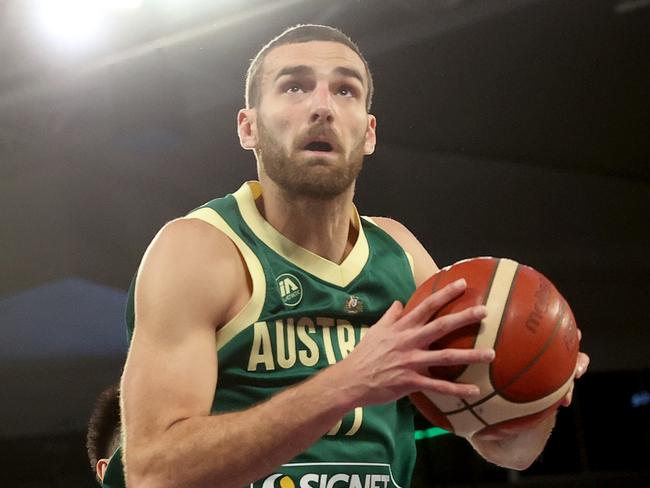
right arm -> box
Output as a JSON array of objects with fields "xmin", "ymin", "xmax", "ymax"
[{"xmin": 121, "ymin": 219, "xmax": 492, "ymax": 488}]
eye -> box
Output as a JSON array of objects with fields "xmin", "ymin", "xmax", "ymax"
[
  {"xmin": 285, "ymin": 84, "xmax": 304, "ymax": 94},
  {"xmin": 337, "ymin": 85, "xmax": 356, "ymax": 97}
]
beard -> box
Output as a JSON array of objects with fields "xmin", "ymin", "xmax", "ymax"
[{"xmin": 256, "ymin": 118, "xmax": 366, "ymax": 200}]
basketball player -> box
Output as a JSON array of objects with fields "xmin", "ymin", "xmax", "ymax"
[
  {"xmin": 119, "ymin": 25, "xmax": 589, "ymax": 487},
  {"xmin": 86, "ymin": 384, "xmax": 124, "ymax": 486}
]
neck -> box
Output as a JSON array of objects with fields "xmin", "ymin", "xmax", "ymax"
[{"xmin": 256, "ymin": 175, "xmax": 358, "ymax": 264}]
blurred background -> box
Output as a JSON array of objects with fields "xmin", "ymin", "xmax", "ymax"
[{"xmin": 1, "ymin": 0, "xmax": 648, "ymax": 486}]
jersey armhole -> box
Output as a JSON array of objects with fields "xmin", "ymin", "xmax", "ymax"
[
  {"xmin": 184, "ymin": 207, "xmax": 266, "ymax": 351},
  {"xmin": 361, "ymin": 216, "xmax": 416, "ymax": 281}
]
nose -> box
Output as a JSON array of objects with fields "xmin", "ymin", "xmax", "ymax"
[{"xmin": 309, "ymin": 83, "xmax": 334, "ymax": 124}]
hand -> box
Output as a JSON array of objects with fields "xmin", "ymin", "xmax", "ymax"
[
  {"xmin": 560, "ymin": 329, "xmax": 590, "ymax": 407},
  {"xmin": 471, "ymin": 329, "xmax": 589, "ymax": 444},
  {"xmin": 339, "ymin": 279, "xmax": 495, "ymax": 407}
]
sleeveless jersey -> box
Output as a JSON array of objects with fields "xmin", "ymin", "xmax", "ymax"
[{"xmin": 115, "ymin": 181, "xmax": 418, "ymax": 488}]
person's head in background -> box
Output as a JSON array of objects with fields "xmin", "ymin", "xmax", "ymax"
[{"xmin": 86, "ymin": 383, "xmax": 121, "ymax": 483}]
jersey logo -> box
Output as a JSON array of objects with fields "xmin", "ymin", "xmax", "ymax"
[
  {"xmin": 344, "ymin": 295, "xmax": 364, "ymax": 314},
  {"xmin": 261, "ymin": 473, "xmax": 295, "ymax": 488},
  {"xmin": 276, "ymin": 273, "xmax": 303, "ymax": 307},
  {"xmin": 258, "ymin": 469, "xmax": 397, "ymax": 488}
]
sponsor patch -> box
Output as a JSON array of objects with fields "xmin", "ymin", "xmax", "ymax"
[{"xmin": 276, "ymin": 273, "xmax": 303, "ymax": 307}]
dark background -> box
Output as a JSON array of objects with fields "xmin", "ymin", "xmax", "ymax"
[{"xmin": 1, "ymin": 0, "xmax": 648, "ymax": 486}]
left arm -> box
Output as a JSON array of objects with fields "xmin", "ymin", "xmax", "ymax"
[{"xmin": 372, "ymin": 216, "xmax": 589, "ymax": 470}]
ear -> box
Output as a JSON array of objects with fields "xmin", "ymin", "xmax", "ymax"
[
  {"xmin": 238, "ymin": 108, "xmax": 258, "ymax": 150},
  {"xmin": 363, "ymin": 114, "xmax": 377, "ymax": 155},
  {"xmin": 96, "ymin": 458, "xmax": 109, "ymax": 481}
]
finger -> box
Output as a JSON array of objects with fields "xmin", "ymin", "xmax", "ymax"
[
  {"xmin": 575, "ymin": 352, "xmax": 590, "ymax": 379},
  {"xmin": 386, "ymin": 300, "xmax": 404, "ymax": 319},
  {"xmin": 376, "ymin": 300, "xmax": 404, "ymax": 326},
  {"xmin": 400, "ymin": 279, "xmax": 467, "ymax": 327},
  {"xmin": 577, "ymin": 328, "xmax": 582, "ymax": 342},
  {"xmin": 413, "ymin": 376, "xmax": 482, "ymax": 399},
  {"xmin": 410, "ymin": 347, "xmax": 495, "ymax": 368},
  {"xmin": 561, "ymin": 383, "xmax": 574, "ymax": 407},
  {"xmin": 414, "ymin": 305, "xmax": 487, "ymax": 346}
]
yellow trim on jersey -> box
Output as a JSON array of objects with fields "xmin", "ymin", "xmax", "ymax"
[
  {"xmin": 233, "ymin": 181, "xmax": 369, "ymax": 288},
  {"xmin": 405, "ymin": 252, "xmax": 415, "ymax": 279},
  {"xmin": 361, "ymin": 216, "xmax": 415, "ymax": 280},
  {"xmin": 185, "ymin": 207, "xmax": 266, "ymax": 352}
]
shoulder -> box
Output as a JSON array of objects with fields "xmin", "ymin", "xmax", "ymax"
[
  {"xmin": 143, "ymin": 217, "xmax": 241, "ymax": 277},
  {"xmin": 136, "ymin": 217, "xmax": 247, "ymax": 328},
  {"xmin": 367, "ymin": 217, "xmax": 416, "ymax": 243},
  {"xmin": 367, "ymin": 217, "xmax": 425, "ymax": 256},
  {"xmin": 368, "ymin": 217, "xmax": 439, "ymax": 286},
  {"xmin": 150, "ymin": 216, "xmax": 236, "ymax": 251}
]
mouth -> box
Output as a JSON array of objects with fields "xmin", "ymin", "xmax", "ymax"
[
  {"xmin": 300, "ymin": 135, "xmax": 339, "ymax": 155},
  {"xmin": 303, "ymin": 141, "xmax": 334, "ymax": 152}
]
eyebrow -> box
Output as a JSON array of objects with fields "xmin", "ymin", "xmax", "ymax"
[
  {"xmin": 274, "ymin": 65, "xmax": 365, "ymax": 86},
  {"xmin": 334, "ymin": 66, "xmax": 365, "ymax": 86}
]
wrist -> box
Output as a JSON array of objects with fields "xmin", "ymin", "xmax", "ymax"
[{"xmin": 315, "ymin": 360, "xmax": 366, "ymax": 412}]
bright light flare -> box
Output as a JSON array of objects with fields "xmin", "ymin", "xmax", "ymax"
[
  {"xmin": 36, "ymin": 0, "xmax": 142, "ymax": 50},
  {"xmin": 38, "ymin": 0, "xmax": 103, "ymax": 48},
  {"xmin": 111, "ymin": 0, "xmax": 143, "ymax": 8}
]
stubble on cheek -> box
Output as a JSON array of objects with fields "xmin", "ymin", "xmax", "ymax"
[{"xmin": 256, "ymin": 116, "xmax": 366, "ymax": 200}]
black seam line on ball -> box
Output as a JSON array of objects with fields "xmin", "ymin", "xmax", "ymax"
[
  {"xmin": 464, "ymin": 399, "xmax": 490, "ymax": 427},
  {"xmin": 494, "ymin": 297, "xmax": 568, "ymax": 403},
  {"xmin": 442, "ymin": 290, "xmax": 568, "ymax": 415},
  {"xmin": 442, "ymin": 260, "xmax": 515, "ymax": 416},
  {"xmin": 460, "ymin": 258, "xmax": 501, "ymax": 379},
  {"xmin": 444, "ymin": 390, "xmax": 499, "ymax": 416},
  {"xmin": 427, "ymin": 265, "xmax": 469, "ymax": 380}
]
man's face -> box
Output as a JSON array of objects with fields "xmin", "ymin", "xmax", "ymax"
[{"xmin": 245, "ymin": 41, "xmax": 376, "ymax": 199}]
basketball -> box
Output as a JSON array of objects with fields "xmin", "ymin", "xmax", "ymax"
[{"xmin": 406, "ymin": 257, "xmax": 579, "ymax": 438}]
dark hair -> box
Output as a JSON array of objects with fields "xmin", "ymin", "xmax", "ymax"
[
  {"xmin": 245, "ymin": 24, "xmax": 374, "ymax": 111},
  {"xmin": 86, "ymin": 384, "xmax": 121, "ymax": 481}
]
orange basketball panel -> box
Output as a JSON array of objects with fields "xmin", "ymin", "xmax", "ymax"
[
  {"xmin": 409, "ymin": 391, "xmax": 455, "ymax": 432},
  {"xmin": 428, "ymin": 258, "xmax": 499, "ymax": 381},
  {"xmin": 491, "ymin": 270, "xmax": 566, "ymax": 394},
  {"xmin": 500, "ymin": 307, "xmax": 579, "ymax": 402}
]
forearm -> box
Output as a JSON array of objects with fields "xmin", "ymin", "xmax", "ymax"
[
  {"xmin": 468, "ymin": 412, "xmax": 556, "ymax": 471},
  {"xmin": 126, "ymin": 364, "xmax": 354, "ymax": 488}
]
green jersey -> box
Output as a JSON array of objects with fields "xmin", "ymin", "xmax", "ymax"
[{"xmin": 112, "ymin": 181, "xmax": 418, "ymax": 488}]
